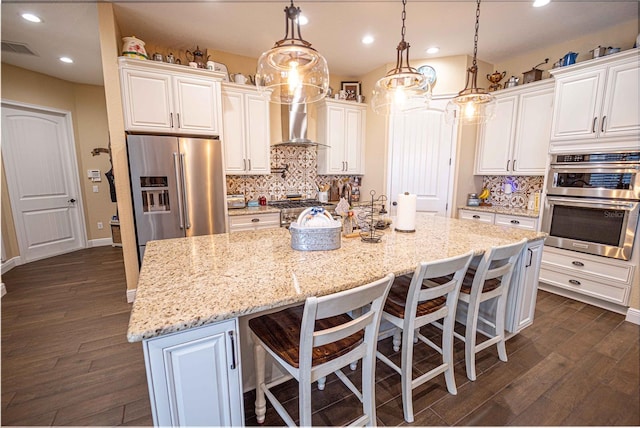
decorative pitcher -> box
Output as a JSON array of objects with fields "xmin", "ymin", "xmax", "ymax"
[
  {"xmin": 121, "ymin": 36, "xmax": 148, "ymax": 60},
  {"xmin": 562, "ymin": 52, "xmax": 578, "ymax": 66}
]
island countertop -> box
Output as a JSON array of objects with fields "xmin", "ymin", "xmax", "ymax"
[{"xmin": 127, "ymin": 214, "xmax": 546, "ymax": 342}]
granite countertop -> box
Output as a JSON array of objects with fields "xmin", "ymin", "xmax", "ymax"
[
  {"xmin": 227, "ymin": 206, "xmax": 281, "ymax": 216},
  {"xmin": 459, "ymin": 205, "xmax": 540, "ymax": 218},
  {"xmin": 127, "ymin": 214, "xmax": 546, "ymax": 342}
]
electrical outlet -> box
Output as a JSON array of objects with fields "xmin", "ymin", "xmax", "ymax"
[
  {"xmin": 97, "ymin": 222, "xmax": 103, "ymax": 230},
  {"xmin": 93, "ymin": 185, "xmax": 99, "ymax": 193}
]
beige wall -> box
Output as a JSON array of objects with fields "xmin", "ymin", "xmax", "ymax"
[
  {"xmin": 494, "ymin": 19, "xmax": 638, "ymax": 84},
  {"xmin": 1, "ymin": 63, "xmax": 115, "ymax": 261}
]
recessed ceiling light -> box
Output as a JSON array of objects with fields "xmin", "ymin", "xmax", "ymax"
[
  {"xmin": 426, "ymin": 47, "xmax": 440, "ymax": 54},
  {"xmin": 21, "ymin": 13, "xmax": 42, "ymax": 23},
  {"xmin": 59, "ymin": 57, "xmax": 73, "ymax": 64},
  {"xmin": 296, "ymin": 15, "xmax": 308, "ymax": 25},
  {"xmin": 362, "ymin": 35, "xmax": 374, "ymax": 45},
  {"xmin": 533, "ymin": 0, "xmax": 551, "ymax": 7}
]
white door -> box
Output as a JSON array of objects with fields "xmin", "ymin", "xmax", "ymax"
[
  {"xmin": 1, "ymin": 102, "xmax": 86, "ymax": 262},
  {"xmin": 387, "ymin": 98, "xmax": 455, "ymax": 216}
]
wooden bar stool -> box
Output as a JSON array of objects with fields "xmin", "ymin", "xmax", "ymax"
[
  {"xmin": 452, "ymin": 239, "xmax": 527, "ymax": 381},
  {"xmin": 249, "ymin": 273, "xmax": 395, "ymax": 427},
  {"xmin": 376, "ymin": 252, "xmax": 474, "ymax": 423}
]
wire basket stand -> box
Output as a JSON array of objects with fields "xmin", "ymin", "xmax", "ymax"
[{"xmin": 358, "ymin": 190, "xmax": 387, "ymax": 243}]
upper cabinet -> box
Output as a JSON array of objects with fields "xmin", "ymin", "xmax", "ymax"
[
  {"xmin": 475, "ymin": 80, "xmax": 553, "ymax": 176},
  {"xmin": 221, "ymin": 83, "xmax": 271, "ymax": 175},
  {"xmin": 119, "ymin": 58, "xmax": 223, "ymax": 136},
  {"xmin": 549, "ymin": 49, "xmax": 639, "ymax": 153},
  {"xmin": 317, "ymin": 99, "xmax": 366, "ymax": 175}
]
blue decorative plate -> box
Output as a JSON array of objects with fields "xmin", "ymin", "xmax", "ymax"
[{"xmin": 417, "ymin": 65, "xmax": 437, "ymax": 89}]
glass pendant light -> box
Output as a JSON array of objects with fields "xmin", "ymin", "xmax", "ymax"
[
  {"xmin": 445, "ymin": 0, "xmax": 496, "ymax": 125},
  {"xmin": 371, "ymin": 0, "xmax": 431, "ymax": 115},
  {"xmin": 256, "ymin": 1, "xmax": 329, "ymax": 104}
]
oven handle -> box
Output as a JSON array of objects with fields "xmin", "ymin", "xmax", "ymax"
[
  {"xmin": 545, "ymin": 196, "xmax": 637, "ymax": 210},
  {"xmin": 548, "ymin": 164, "xmax": 640, "ymax": 171}
]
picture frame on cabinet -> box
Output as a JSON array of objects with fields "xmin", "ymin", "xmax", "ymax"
[{"xmin": 341, "ymin": 81, "xmax": 361, "ymax": 101}]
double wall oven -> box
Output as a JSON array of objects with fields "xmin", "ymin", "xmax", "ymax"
[{"xmin": 542, "ymin": 152, "xmax": 640, "ymax": 260}]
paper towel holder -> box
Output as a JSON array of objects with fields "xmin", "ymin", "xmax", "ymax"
[{"xmin": 395, "ymin": 191, "xmax": 416, "ymax": 233}]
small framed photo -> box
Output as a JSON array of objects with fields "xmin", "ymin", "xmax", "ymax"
[{"xmin": 341, "ymin": 81, "xmax": 361, "ymax": 101}]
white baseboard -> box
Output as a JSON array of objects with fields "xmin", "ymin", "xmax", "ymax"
[
  {"xmin": 626, "ymin": 308, "xmax": 640, "ymax": 325},
  {"xmin": 1, "ymin": 283, "xmax": 6, "ymax": 298},
  {"xmin": 127, "ymin": 288, "xmax": 136, "ymax": 303},
  {"xmin": 1, "ymin": 256, "xmax": 22, "ymax": 274},
  {"xmin": 88, "ymin": 238, "xmax": 113, "ymax": 248}
]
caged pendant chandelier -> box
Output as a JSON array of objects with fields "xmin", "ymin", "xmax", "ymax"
[
  {"xmin": 256, "ymin": 1, "xmax": 329, "ymax": 104},
  {"xmin": 445, "ymin": 0, "xmax": 496, "ymax": 125},
  {"xmin": 371, "ymin": 0, "xmax": 431, "ymax": 115}
]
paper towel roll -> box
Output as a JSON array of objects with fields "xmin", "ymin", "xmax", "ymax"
[{"xmin": 395, "ymin": 192, "xmax": 416, "ymax": 232}]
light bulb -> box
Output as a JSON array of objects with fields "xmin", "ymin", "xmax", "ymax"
[
  {"xmin": 287, "ymin": 61, "xmax": 300, "ymax": 91},
  {"xmin": 464, "ymin": 101, "xmax": 476, "ymax": 119},
  {"xmin": 394, "ymin": 87, "xmax": 407, "ymax": 105}
]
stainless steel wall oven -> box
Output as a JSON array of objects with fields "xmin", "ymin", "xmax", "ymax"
[{"xmin": 542, "ymin": 152, "xmax": 640, "ymax": 260}]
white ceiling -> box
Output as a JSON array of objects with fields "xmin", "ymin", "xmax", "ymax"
[{"xmin": 1, "ymin": 1, "xmax": 638, "ymax": 86}]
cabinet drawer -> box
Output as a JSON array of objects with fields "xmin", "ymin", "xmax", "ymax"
[
  {"xmin": 229, "ymin": 212, "xmax": 280, "ymax": 231},
  {"xmin": 494, "ymin": 214, "xmax": 538, "ymax": 231},
  {"xmin": 539, "ymin": 267, "xmax": 630, "ymax": 305},
  {"xmin": 459, "ymin": 210, "xmax": 494, "ymax": 224},
  {"xmin": 541, "ymin": 247, "xmax": 633, "ymax": 284}
]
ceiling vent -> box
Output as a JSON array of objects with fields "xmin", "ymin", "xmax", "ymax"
[{"xmin": 1, "ymin": 41, "xmax": 38, "ymax": 56}]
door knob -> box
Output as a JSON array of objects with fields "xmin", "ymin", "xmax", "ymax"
[{"xmin": 68, "ymin": 198, "xmax": 76, "ymax": 203}]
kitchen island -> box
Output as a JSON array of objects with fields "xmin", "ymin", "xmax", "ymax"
[{"xmin": 128, "ymin": 214, "xmax": 546, "ymax": 426}]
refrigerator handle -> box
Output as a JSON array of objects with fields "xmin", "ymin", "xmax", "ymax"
[
  {"xmin": 173, "ymin": 153, "xmax": 185, "ymax": 229},
  {"xmin": 180, "ymin": 153, "xmax": 191, "ymax": 229}
]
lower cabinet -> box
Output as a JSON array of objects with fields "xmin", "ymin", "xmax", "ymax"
[
  {"xmin": 508, "ymin": 239, "xmax": 544, "ymax": 332},
  {"xmin": 228, "ymin": 212, "xmax": 280, "ymax": 232},
  {"xmin": 459, "ymin": 209, "xmax": 539, "ymax": 231},
  {"xmin": 539, "ymin": 246, "xmax": 633, "ymax": 307},
  {"xmin": 142, "ymin": 319, "xmax": 244, "ymax": 427}
]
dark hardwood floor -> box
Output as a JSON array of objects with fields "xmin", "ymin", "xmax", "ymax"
[{"xmin": 2, "ymin": 246, "xmax": 639, "ymax": 426}]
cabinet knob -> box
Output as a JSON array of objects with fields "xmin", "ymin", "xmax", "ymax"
[
  {"xmin": 251, "ymin": 218, "xmax": 260, "ymax": 223},
  {"xmin": 571, "ymin": 261, "xmax": 584, "ymax": 267},
  {"xmin": 510, "ymin": 220, "xmax": 520, "ymax": 224}
]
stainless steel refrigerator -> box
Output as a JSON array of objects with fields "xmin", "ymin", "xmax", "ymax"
[{"xmin": 127, "ymin": 134, "xmax": 227, "ymax": 263}]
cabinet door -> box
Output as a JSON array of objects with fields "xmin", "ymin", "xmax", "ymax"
[
  {"xmin": 508, "ymin": 239, "xmax": 543, "ymax": 333},
  {"xmin": 121, "ymin": 68, "xmax": 173, "ymax": 132},
  {"xmin": 475, "ymin": 96, "xmax": 517, "ymax": 175},
  {"xmin": 512, "ymin": 88, "xmax": 553, "ymax": 175},
  {"xmin": 344, "ymin": 107, "xmax": 363, "ymax": 174},
  {"xmin": 319, "ymin": 106, "xmax": 347, "ymax": 174},
  {"xmin": 458, "ymin": 209, "xmax": 494, "ymax": 224},
  {"xmin": 600, "ymin": 60, "xmax": 640, "ymax": 139},
  {"xmin": 550, "ymin": 69, "xmax": 606, "ymax": 141},
  {"xmin": 143, "ymin": 320, "xmax": 243, "ymax": 427},
  {"xmin": 174, "ymin": 76, "xmax": 221, "ymax": 135},
  {"xmin": 244, "ymin": 93, "xmax": 271, "ymax": 174},
  {"xmin": 221, "ymin": 90, "xmax": 247, "ymax": 174}
]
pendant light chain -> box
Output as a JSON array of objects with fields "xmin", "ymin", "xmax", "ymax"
[
  {"xmin": 472, "ymin": 0, "xmax": 481, "ymax": 67},
  {"xmin": 400, "ymin": 0, "xmax": 407, "ymax": 42}
]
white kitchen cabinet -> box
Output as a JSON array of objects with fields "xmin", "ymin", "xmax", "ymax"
[
  {"xmin": 228, "ymin": 212, "xmax": 280, "ymax": 232},
  {"xmin": 221, "ymin": 83, "xmax": 270, "ymax": 175},
  {"xmin": 508, "ymin": 238, "xmax": 544, "ymax": 332},
  {"xmin": 119, "ymin": 58, "xmax": 222, "ymax": 136},
  {"xmin": 475, "ymin": 80, "xmax": 553, "ymax": 176},
  {"xmin": 549, "ymin": 49, "xmax": 639, "ymax": 152},
  {"xmin": 459, "ymin": 209, "xmax": 539, "ymax": 231},
  {"xmin": 317, "ymin": 99, "xmax": 366, "ymax": 175},
  {"xmin": 143, "ymin": 319, "xmax": 244, "ymax": 427},
  {"xmin": 539, "ymin": 246, "xmax": 633, "ymax": 308}
]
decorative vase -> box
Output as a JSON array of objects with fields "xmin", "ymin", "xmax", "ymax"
[{"xmin": 121, "ymin": 36, "xmax": 148, "ymax": 60}]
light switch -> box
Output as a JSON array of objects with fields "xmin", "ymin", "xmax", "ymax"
[{"xmin": 93, "ymin": 185, "xmax": 99, "ymax": 193}]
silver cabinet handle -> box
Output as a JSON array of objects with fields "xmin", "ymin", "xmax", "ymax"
[
  {"xmin": 345, "ymin": 161, "xmax": 348, "ymax": 171},
  {"xmin": 176, "ymin": 113, "xmax": 181, "ymax": 128},
  {"xmin": 248, "ymin": 159, "xmax": 252, "ymax": 171},
  {"xmin": 170, "ymin": 112, "xmax": 174, "ymax": 128},
  {"xmin": 569, "ymin": 279, "xmax": 581, "ymax": 286},
  {"xmin": 506, "ymin": 160, "xmax": 510, "ymax": 171},
  {"xmin": 601, "ymin": 115, "xmax": 606, "ymax": 133},
  {"xmin": 180, "ymin": 153, "xmax": 191, "ymax": 229},
  {"xmin": 592, "ymin": 117, "xmax": 597, "ymax": 133},
  {"xmin": 173, "ymin": 153, "xmax": 185, "ymax": 229},
  {"xmin": 526, "ymin": 248, "xmax": 533, "ymax": 267},
  {"xmin": 228, "ymin": 331, "xmax": 237, "ymax": 370},
  {"xmin": 513, "ymin": 159, "xmax": 517, "ymax": 171},
  {"xmin": 572, "ymin": 261, "xmax": 584, "ymax": 267},
  {"xmin": 243, "ymin": 159, "xmax": 247, "ymax": 171}
]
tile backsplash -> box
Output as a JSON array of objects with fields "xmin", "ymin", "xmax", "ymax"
[
  {"xmin": 226, "ymin": 146, "xmax": 360, "ymax": 201},
  {"xmin": 482, "ymin": 175, "xmax": 544, "ymax": 209}
]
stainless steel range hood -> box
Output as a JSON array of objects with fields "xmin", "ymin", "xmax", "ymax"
[{"xmin": 273, "ymin": 103, "xmax": 328, "ymax": 147}]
